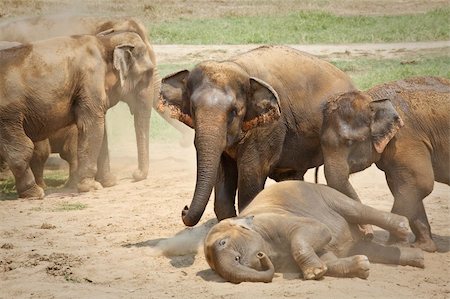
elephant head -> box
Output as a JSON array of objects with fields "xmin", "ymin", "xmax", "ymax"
[
  {"xmin": 320, "ymin": 90, "xmax": 404, "ymax": 198},
  {"xmin": 204, "ymin": 216, "xmax": 275, "ymax": 283},
  {"xmin": 100, "ymin": 30, "xmax": 158, "ymax": 181},
  {"xmin": 158, "ymin": 61, "xmax": 281, "ymax": 226}
]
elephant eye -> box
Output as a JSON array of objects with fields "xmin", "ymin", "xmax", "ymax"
[
  {"xmin": 218, "ymin": 239, "xmax": 226, "ymax": 246},
  {"xmin": 228, "ymin": 108, "xmax": 237, "ymax": 124},
  {"xmin": 235, "ymin": 256, "xmax": 240, "ymax": 262}
]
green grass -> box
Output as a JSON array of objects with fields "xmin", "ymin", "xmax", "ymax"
[
  {"xmin": 0, "ymin": 170, "xmax": 67, "ymax": 200},
  {"xmin": 150, "ymin": 8, "xmax": 449, "ymax": 44},
  {"xmin": 55, "ymin": 201, "xmax": 87, "ymax": 211},
  {"xmin": 332, "ymin": 55, "xmax": 450, "ymax": 90}
]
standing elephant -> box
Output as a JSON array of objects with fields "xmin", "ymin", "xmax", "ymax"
[
  {"xmin": 0, "ymin": 14, "xmax": 191, "ymax": 184},
  {"xmin": 320, "ymin": 76, "xmax": 450, "ymax": 252},
  {"xmin": 0, "ymin": 31, "xmax": 154, "ymax": 198},
  {"xmin": 204, "ymin": 181, "xmax": 424, "ymax": 283},
  {"xmin": 159, "ymin": 45, "xmax": 356, "ymax": 226}
]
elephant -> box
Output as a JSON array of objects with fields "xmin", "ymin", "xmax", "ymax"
[
  {"xmin": 29, "ymin": 124, "xmax": 94, "ymax": 189},
  {"xmin": 320, "ymin": 76, "xmax": 450, "ymax": 252},
  {"xmin": 159, "ymin": 45, "xmax": 356, "ymax": 227},
  {"xmin": 0, "ymin": 30, "xmax": 154, "ymax": 198},
  {"xmin": 204, "ymin": 180, "xmax": 424, "ymax": 283},
  {"xmin": 0, "ymin": 14, "xmax": 191, "ymax": 186}
]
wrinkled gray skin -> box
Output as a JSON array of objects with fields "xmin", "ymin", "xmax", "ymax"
[
  {"xmin": 321, "ymin": 76, "xmax": 450, "ymax": 252},
  {"xmin": 159, "ymin": 45, "xmax": 356, "ymax": 227},
  {"xmin": 205, "ymin": 181, "xmax": 424, "ymax": 284},
  {"xmin": 0, "ymin": 31, "xmax": 154, "ymax": 198},
  {"xmin": 0, "ymin": 15, "xmax": 188, "ymax": 187}
]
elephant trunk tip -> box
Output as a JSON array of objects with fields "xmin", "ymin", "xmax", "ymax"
[{"xmin": 181, "ymin": 205, "xmax": 201, "ymax": 227}]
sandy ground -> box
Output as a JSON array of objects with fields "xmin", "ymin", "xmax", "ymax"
[
  {"xmin": 0, "ymin": 1, "xmax": 449, "ymax": 295},
  {"xmin": 0, "ymin": 138, "xmax": 449, "ymax": 299}
]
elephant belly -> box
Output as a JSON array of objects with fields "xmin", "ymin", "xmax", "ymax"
[
  {"xmin": 24, "ymin": 109, "xmax": 75, "ymax": 142},
  {"xmin": 270, "ymin": 135, "xmax": 322, "ymax": 181}
]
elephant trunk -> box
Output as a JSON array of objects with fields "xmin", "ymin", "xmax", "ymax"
[
  {"xmin": 216, "ymin": 251, "xmax": 275, "ymax": 283},
  {"xmin": 182, "ymin": 117, "xmax": 227, "ymax": 226},
  {"xmin": 132, "ymin": 108, "xmax": 150, "ymax": 181},
  {"xmin": 132, "ymin": 66, "xmax": 160, "ymax": 181}
]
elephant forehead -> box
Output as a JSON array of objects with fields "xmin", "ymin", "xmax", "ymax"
[
  {"xmin": 191, "ymin": 86, "xmax": 233, "ymax": 108},
  {"xmin": 197, "ymin": 61, "xmax": 248, "ymax": 88}
]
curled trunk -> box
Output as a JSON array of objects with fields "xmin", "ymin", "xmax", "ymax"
[{"xmin": 217, "ymin": 251, "xmax": 275, "ymax": 283}]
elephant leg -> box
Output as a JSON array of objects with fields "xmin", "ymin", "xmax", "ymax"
[
  {"xmin": 323, "ymin": 154, "xmax": 374, "ymax": 240},
  {"xmin": 0, "ymin": 122, "xmax": 44, "ymax": 198},
  {"xmin": 30, "ymin": 139, "xmax": 50, "ymax": 189},
  {"xmin": 59, "ymin": 134, "xmax": 78, "ymax": 189},
  {"xmin": 214, "ymin": 154, "xmax": 238, "ymax": 221},
  {"xmin": 348, "ymin": 241, "xmax": 424, "ymax": 268},
  {"xmin": 319, "ymin": 251, "xmax": 369, "ymax": 279},
  {"xmin": 326, "ymin": 194, "xmax": 411, "ymax": 243},
  {"xmin": 95, "ymin": 125, "xmax": 116, "ymax": 188},
  {"xmin": 384, "ymin": 151, "xmax": 436, "ymax": 252},
  {"xmin": 75, "ymin": 92, "xmax": 106, "ymax": 192},
  {"xmin": 290, "ymin": 218, "xmax": 332, "ymax": 280}
]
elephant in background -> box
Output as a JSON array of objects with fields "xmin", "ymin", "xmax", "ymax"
[
  {"xmin": 321, "ymin": 76, "xmax": 450, "ymax": 252},
  {"xmin": 29, "ymin": 124, "xmax": 110, "ymax": 189},
  {"xmin": 0, "ymin": 31, "xmax": 154, "ymax": 198},
  {"xmin": 205, "ymin": 181, "xmax": 424, "ymax": 283},
  {"xmin": 159, "ymin": 45, "xmax": 356, "ymax": 227},
  {"xmin": 0, "ymin": 14, "xmax": 191, "ymax": 185}
]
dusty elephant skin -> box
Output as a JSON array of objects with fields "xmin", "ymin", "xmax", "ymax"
[
  {"xmin": 159, "ymin": 45, "xmax": 355, "ymax": 227},
  {"xmin": 0, "ymin": 15, "xmax": 176, "ymax": 186},
  {"xmin": 204, "ymin": 180, "xmax": 424, "ymax": 284},
  {"xmin": 0, "ymin": 31, "xmax": 154, "ymax": 199},
  {"xmin": 320, "ymin": 76, "xmax": 450, "ymax": 252}
]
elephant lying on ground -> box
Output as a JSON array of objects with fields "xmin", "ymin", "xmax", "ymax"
[
  {"xmin": 204, "ymin": 181, "xmax": 424, "ymax": 283},
  {"xmin": 321, "ymin": 76, "xmax": 450, "ymax": 252},
  {"xmin": 159, "ymin": 45, "xmax": 356, "ymax": 227},
  {"xmin": 0, "ymin": 31, "xmax": 154, "ymax": 198}
]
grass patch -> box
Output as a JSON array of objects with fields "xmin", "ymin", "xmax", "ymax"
[
  {"xmin": 0, "ymin": 171, "xmax": 68, "ymax": 200},
  {"xmin": 150, "ymin": 8, "xmax": 449, "ymax": 44},
  {"xmin": 55, "ymin": 201, "xmax": 87, "ymax": 211},
  {"xmin": 0, "ymin": 177, "xmax": 16, "ymax": 200},
  {"xmin": 331, "ymin": 55, "xmax": 450, "ymax": 90}
]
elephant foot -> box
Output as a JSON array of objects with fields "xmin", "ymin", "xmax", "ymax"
[
  {"xmin": 77, "ymin": 178, "xmax": 103, "ymax": 193},
  {"xmin": 410, "ymin": 219, "xmax": 437, "ymax": 252},
  {"xmin": 302, "ymin": 263, "xmax": 327, "ymax": 280},
  {"xmin": 390, "ymin": 215, "xmax": 412, "ymax": 243},
  {"xmin": 18, "ymin": 184, "xmax": 45, "ymax": 199},
  {"xmin": 132, "ymin": 169, "xmax": 148, "ymax": 182},
  {"xmin": 97, "ymin": 173, "xmax": 117, "ymax": 188},
  {"xmin": 64, "ymin": 176, "xmax": 79, "ymax": 189},
  {"xmin": 346, "ymin": 255, "xmax": 370, "ymax": 279},
  {"xmin": 412, "ymin": 238, "xmax": 437, "ymax": 253},
  {"xmin": 358, "ymin": 224, "xmax": 374, "ymax": 241},
  {"xmin": 36, "ymin": 179, "xmax": 47, "ymax": 189},
  {"xmin": 399, "ymin": 247, "xmax": 425, "ymax": 268}
]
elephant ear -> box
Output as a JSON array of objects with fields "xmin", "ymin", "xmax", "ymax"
[
  {"xmin": 242, "ymin": 77, "xmax": 281, "ymax": 132},
  {"xmin": 113, "ymin": 44, "xmax": 134, "ymax": 87},
  {"xmin": 369, "ymin": 99, "xmax": 404, "ymax": 153},
  {"xmin": 229, "ymin": 216, "xmax": 254, "ymax": 230},
  {"xmin": 157, "ymin": 70, "xmax": 194, "ymax": 128}
]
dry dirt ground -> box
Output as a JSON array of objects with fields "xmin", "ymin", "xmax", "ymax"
[
  {"xmin": 1, "ymin": 139, "xmax": 449, "ymax": 299},
  {"xmin": 1, "ymin": 1, "xmax": 450, "ymax": 298}
]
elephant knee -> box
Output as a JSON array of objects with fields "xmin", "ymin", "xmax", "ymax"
[{"xmin": 416, "ymin": 178, "xmax": 434, "ymax": 199}]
